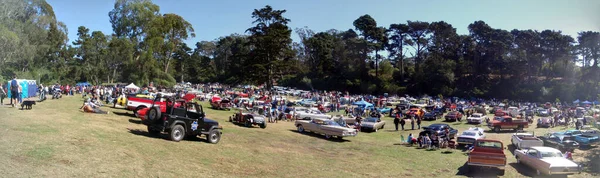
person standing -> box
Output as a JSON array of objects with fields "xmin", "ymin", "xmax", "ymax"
[
  {"xmin": 393, "ymin": 113, "xmax": 400, "ymax": 131},
  {"xmin": 10, "ymin": 76, "xmax": 18, "ymax": 107},
  {"xmin": 0, "ymin": 84, "xmax": 6, "ymax": 105}
]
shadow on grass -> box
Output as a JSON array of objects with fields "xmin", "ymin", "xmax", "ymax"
[
  {"xmin": 456, "ymin": 162, "xmax": 505, "ymax": 177},
  {"xmin": 128, "ymin": 128, "xmax": 164, "ymax": 140},
  {"xmin": 128, "ymin": 119, "xmax": 142, "ymax": 124},
  {"xmin": 288, "ymin": 130, "xmax": 350, "ymax": 142},
  {"xmin": 113, "ymin": 112, "xmax": 135, "ymax": 118},
  {"xmin": 509, "ymin": 162, "xmax": 539, "ymax": 177}
]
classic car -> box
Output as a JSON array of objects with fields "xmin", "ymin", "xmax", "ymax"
[
  {"xmin": 456, "ymin": 127, "xmax": 485, "ymax": 146},
  {"xmin": 487, "ymin": 116, "xmax": 529, "ymax": 132},
  {"xmin": 295, "ymin": 118, "xmax": 358, "ymax": 139},
  {"xmin": 406, "ymin": 108, "xmax": 425, "ymax": 119},
  {"xmin": 229, "ymin": 111, "xmax": 266, "ymax": 129},
  {"xmin": 297, "ymin": 99, "xmax": 316, "ymax": 107},
  {"xmin": 359, "ymin": 117, "xmax": 386, "ymax": 132},
  {"xmin": 511, "ymin": 133, "xmax": 543, "ymax": 150},
  {"xmin": 444, "ymin": 111, "xmax": 463, "ymax": 122},
  {"xmin": 376, "ymin": 107, "xmax": 391, "ymax": 114},
  {"xmin": 210, "ymin": 96, "xmax": 232, "ymax": 110},
  {"xmin": 466, "ymin": 113, "xmax": 487, "ymax": 124},
  {"xmin": 422, "ymin": 111, "xmax": 439, "ymax": 121},
  {"xmin": 538, "ymin": 133, "xmax": 579, "ymax": 152},
  {"xmin": 515, "ymin": 147, "xmax": 581, "ymax": 176},
  {"xmin": 537, "ymin": 117, "xmax": 552, "ymax": 128},
  {"xmin": 422, "ymin": 124, "xmax": 458, "ymax": 138},
  {"xmin": 294, "ymin": 108, "xmax": 332, "ymax": 120},
  {"xmin": 466, "ymin": 139, "xmax": 506, "ymax": 176},
  {"xmin": 555, "ymin": 130, "xmax": 600, "ymax": 146}
]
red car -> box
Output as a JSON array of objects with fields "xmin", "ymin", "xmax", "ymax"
[
  {"xmin": 137, "ymin": 94, "xmax": 195, "ymax": 121},
  {"xmin": 444, "ymin": 111, "xmax": 463, "ymax": 122}
]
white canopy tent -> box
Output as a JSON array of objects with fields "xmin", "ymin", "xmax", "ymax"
[{"xmin": 124, "ymin": 83, "xmax": 140, "ymax": 90}]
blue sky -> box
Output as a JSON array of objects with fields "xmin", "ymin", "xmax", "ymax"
[{"xmin": 48, "ymin": 0, "xmax": 599, "ymax": 47}]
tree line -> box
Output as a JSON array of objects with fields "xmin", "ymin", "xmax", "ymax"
[{"xmin": 0, "ymin": 0, "xmax": 599, "ymax": 102}]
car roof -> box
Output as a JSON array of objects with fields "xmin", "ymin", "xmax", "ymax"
[
  {"xmin": 530, "ymin": 146, "xmax": 560, "ymax": 152},
  {"xmin": 428, "ymin": 123, "xmax": 448, "ymax": 127}
]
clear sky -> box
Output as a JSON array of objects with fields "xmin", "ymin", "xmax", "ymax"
[{"xmin": 47, "ymin": 0, "xmax": 599, "ymax": 47}]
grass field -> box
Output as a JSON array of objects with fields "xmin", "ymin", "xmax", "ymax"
[{"xmin": 0, "ymin": 96, "xmax": 598, "ymax": 177}]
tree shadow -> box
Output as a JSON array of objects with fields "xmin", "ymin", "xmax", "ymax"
[{"xmin": 288, "ymin": 130, "xmax": 350, "ymax": 142}]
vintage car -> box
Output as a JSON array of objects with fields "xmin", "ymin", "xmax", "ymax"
[
  {"xmin": 444, "ymin": 111, "xmax": 463, "ymax": 122},
  {"xmin": 406, "ymin": 107, "xmax": 425, "ymax": 119},
  {"xmin": 359, "ymin": 117, "xmax": 386, "ymax": 132},
  {"xmin": 210, "ymin": 96, "xmax": 232, "ymax": 110},
  {"xmin": 466, "ymin": 113, "xmax": 487, "ymax": 124},
  {"xmin": 555, "ymin": 130, "xmax": 600, "ymax": 147},
  {"xmin": 537, "ymin": 117, "xmax": 552, "ymax": 128},
  {"xmin": 295, "ymin": 118, "xmax": 358, "ymax": 139},
  {"xmin": 538, "ymin": 133, "xmax": 579, "ymax": 152},
  {"xmin": 456, "ymin": 127, "xmax": 485, "ymax": 146},
  {"xmin": 487, "ymin": 116, "xmax": 529, "ymax": 132},
  {"xmin": 511, "ymin": 132, "xmax": 543, "ymax": 150},
  {"xmin": 376, "ymin": 107, "xmax": 391, "ymax": 114},
  {"xmin": 229, "ymin": 111, "xmax": 266, "ymax": 129},
  {"xmin": 422, "ymin": 123, "xmax": 458, "ymax": 138},
  {"xmin": 466, "ymin": 139, "xmax": 506, "ymax": 176},
  {"xmin": 294, "ymin": 108, "xmax": 332, "ymax": 120},
  {"xmin": 422, "ymin": 111, "xmax": 440, "ymax": 121},
  {"xmin": 515, "ymin": 147, "xmax": 582, "ymax": 176}
]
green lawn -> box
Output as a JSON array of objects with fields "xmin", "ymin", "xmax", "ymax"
[{"xmin": 0, "ymin": 96, "xmax": 597, "ymax": 177}]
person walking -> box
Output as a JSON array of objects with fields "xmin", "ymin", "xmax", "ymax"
[
  {"xmin": 410, "ymin": 116, "xmax": 415, "ymax": 130},
  {"xmin": 10, "ymin": 76, "xmax": 18, "ymax": 107},
  {"xmin": 393, "ymin": 113, "xmax": 400, "ymax": 131},
  {"xmin": 399, "ymin": 117, "xmax": 406, "ymax": 130}
]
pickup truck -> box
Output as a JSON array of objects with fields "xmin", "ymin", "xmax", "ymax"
[
  {"xmin": 488, "ymin": 116, "xmax": 529, "ymax": 132},
  {"xmin": 511, "ymin": 133, "xmax": 544, "ymax": 150},
  {"xmin": 466, "ymin": 139, "xmax": 506, "ymax": 176}
]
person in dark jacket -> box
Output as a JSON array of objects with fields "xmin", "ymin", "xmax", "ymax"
[
  {"xmin": 399, "ymin": 117, "xmax": 406, "ymax": 130},
  {"xmin": 393, "ymin": 114, "xmax": 400, "ymax": 131}
]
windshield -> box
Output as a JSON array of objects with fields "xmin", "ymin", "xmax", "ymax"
[
  {"xmin": 325, "ymin": 120, "xmax": 341, "ymax": 126},
  {"xmin": 471, "ymin": 114, "xmax": 481, "ymax": 118},
  {"xmin": 540, "ymin": 151, "xmax": 563, "ymax": 158},
  {"xmin": 462, "ymin": 132, "xmax": 476, "ymax": 136},
  {"xmin": 569, "ymin": 131, "xmax": 582, "ymax": 135},
  {"xmin": 476, "ymin": 141, "xmax": 502, "ymax": 149},
  {"xmin": 365, "ymin": 118, "xmax": 378, "ymax": 122},
  {"xmin": 428, "ymin": 125, "xmax": 443, "ymax": 131}
]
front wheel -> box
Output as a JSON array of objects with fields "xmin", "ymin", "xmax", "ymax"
[
  {"xmin": 206, "ymin": 129, "xmax": 221, "ymax": 144},
  {"xmin": 297, "ymin": 125, "xmax": 305, "ymax": 133},
  {"xmin": 260, "ymin": 122, "xmax": 267, "ymax": 129},
  {"xmin": 169, "ymin": 125, "xmax": 185, "ymax": 142},
  {"xmin": 325, "ymin": 134, "xmax": 332, "ymax": 139},
  {"xmin": 494, "ymin": 126, "xmax": 501, "ymax": 133}
]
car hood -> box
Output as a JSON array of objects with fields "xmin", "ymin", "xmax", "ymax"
[
  {"xmin": 458, "ymin": 135, "xmax": 478, "ymax": 139},
  {"xmin": 204, "ymin": 118, "xmax": 219, "ymax": 125},
  {"xmin": 542, "ymin": 157, "xmax": 578, "ymax": 167}
]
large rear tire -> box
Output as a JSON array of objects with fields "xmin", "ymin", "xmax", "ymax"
[
  {"xmin": 169, "ymin": 125, "xmax": 185, "ymax": 142},
  {"xmin": 147, "ymin": 107, "xmax": 161, "ymax": 121}
]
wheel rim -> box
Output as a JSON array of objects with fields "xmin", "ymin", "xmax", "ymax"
[
  {"xmin": 174, "ymin": 129, "xmax": 182, "ymax": 140},
  {"xmin": 210, "ymin": 133, "xmax": 218, "ymax": 142},
  {"xmin": 325, "ymin": 134, "xmax": 331, "ymax": 139},
  {"xmin": 298, "ymin": 126, "xmax": 304, "ymax": 132},
  {"xmin": 149, "ymin": 110, "xmax": 155, "ymax": 120}
]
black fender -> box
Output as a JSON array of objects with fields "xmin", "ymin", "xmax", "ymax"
[
  {"xmin": 169, "ymin": 120, "xmax": 187, "ymax": 133},
  {"xmin": 201, "ymin": 125, "xmax": 223, "ymax": 135}
]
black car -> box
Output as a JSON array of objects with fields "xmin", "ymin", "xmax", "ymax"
[
  {"xmin": 422, "ymin": 123, "xmax": 458, "ymax": 138},
  {"xmin": 537, "ymin": 133, "xmax": 579, "ymax": 152},
  {"xmin": 144, "ymin": 97, "xmax": 223, "ymax": 144},
  {"xmin": 422, "ymin": 112, "xmax": 439, "ymax": 121}
]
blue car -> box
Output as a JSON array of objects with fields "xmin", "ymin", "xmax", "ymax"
[
  {"xmin": 556, "ymin": 130, "xmax": 600, "ymax": 146},
  {"xmin": 377, "ymin": 107, "xmax": 391, "ymax": 114}
]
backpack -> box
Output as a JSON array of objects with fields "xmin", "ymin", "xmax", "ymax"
[{"xmin": 10, "ymin": 80, "xmax": 18, "ymax": 91}]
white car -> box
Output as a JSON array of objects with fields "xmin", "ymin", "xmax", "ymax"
[
  {"xmin": 295, "ymin": 108, "xmax": 332, "ymax": 120},
  {"xmin": 467, "ymin": 113, "xmax": 488, "ymax": 124},
  {"xmin": 515, "ymin": 147, "xmax": 581, "ymax": 176},
  {"xmin": 456, "ymin": 127, "xmax": 486, "ymax": 146}
]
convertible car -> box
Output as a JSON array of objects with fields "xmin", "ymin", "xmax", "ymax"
[{"xmin": 295, "ymin": 118, "xmax": 358, "ymax": 139}]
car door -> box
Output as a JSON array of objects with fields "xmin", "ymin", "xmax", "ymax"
[{"xmin": 522, "ymin": 149, "xmax": 538, "ymax": 168}]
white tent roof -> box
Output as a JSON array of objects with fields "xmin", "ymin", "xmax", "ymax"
[{"xmin": 125, "ymin": 83, "xmax": 139, "ymax": 89}]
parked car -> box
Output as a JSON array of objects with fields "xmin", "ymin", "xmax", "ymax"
[
  {"xmin": 537, "ymin": 133, "xmax": 579, "ymax": 152},
  {"xmin": 511, "ymin": 133, "xmax": 544, "ymax": 150},
  {"xmin": 295, "ymin": 108, "xmax": 332, "ymax": 120},
  {"xmin": 210, "ymin": 97, "xmax": 232, "ymax": 110},
  {"xmin": 444, "ymin": 111, "xmax": 463, "ymax": 122},
  {"xmin": 359, "ymin": 117, "xmax": 385, "ymax": 132},
  {"xmin": 422, "ymin": 111, "xmax": 439, "ymax": 121},
  {"xmin": 537, "ymin": 117, "xmax": 553, "ymax": 128},
  {"xmin": 466, "ymin": 113, "xmax": 487, "ymax": 124},
  {"xmin": 143, "ymin": 96, "xmax": 222, "ymax": 144},
  {"xmin": 555, "ymin": 130, "xmax": 600, "ymax": 147},
  {"xmin": 456, "ymin": 127, "xmax": 485, "ymax": 146},
  {"xmin": 487, "ymin": 116, "xmax": 529, "ymax": 132},
  {"xmin": 229, "ymin": 111, "xmax": 266, "ymax": 129},
  {"xmin": 295, "ymin": 118, "xmax": 358, "ymax": 139},
  {"xmin": 514, "ymin": 147, "xmax": 581, "ymax": 176},
  {"xmin": 422, "ymin": 124, "xmax": 458, "ymax": 138},
  {"xmin": 466, "ymin": 139, "xmax": 506, "ymax": 176}
]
